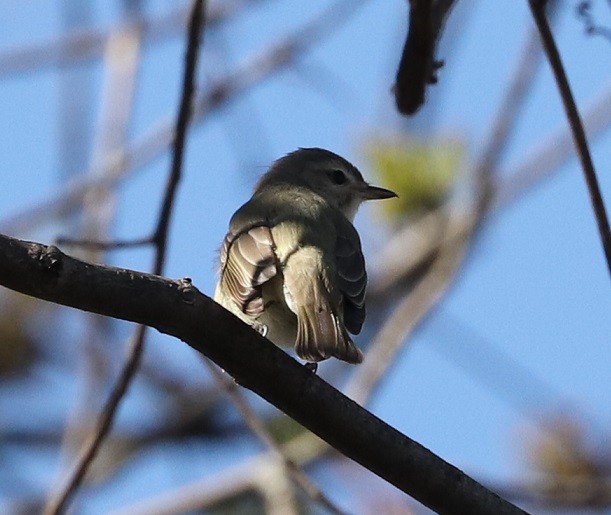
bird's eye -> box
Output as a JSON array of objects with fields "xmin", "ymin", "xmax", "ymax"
[{"xmin": 329, "ymin": 169, "xmax": 347, "ymax": 185}]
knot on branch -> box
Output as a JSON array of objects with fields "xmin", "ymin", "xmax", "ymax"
[
  {"xmin": 28, "ymin": 244, "xmax": 64, "ymax": 275},
  {"xmin": 429, "ymin": 59, "xmax": 445, "ymax": 84},
  {"xmin": 176, "ymin": 276, "xmax": 196, "ymax": 305}
]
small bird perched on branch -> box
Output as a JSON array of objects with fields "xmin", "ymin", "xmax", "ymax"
[{"xmin": 214, "ymin": 148, "xmax": 396, "ymax": 366}]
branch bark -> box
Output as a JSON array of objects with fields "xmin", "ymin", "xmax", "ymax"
[{"xmin": 0, "ymin": 234, "xmax": 526, "ymax": 515}]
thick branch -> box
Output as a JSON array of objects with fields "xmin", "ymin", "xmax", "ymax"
[{"xmin": 0, "ymin": 234, "xmax": 526, "ymax": 515}]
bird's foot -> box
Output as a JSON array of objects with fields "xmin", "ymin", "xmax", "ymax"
[
  {"xmin": 252, "ymin": 322, "xmax": 268, "ymax": 338},
  {"xmin": 304, "ymin": 362, "xmax": 318, "ymax": 374}
]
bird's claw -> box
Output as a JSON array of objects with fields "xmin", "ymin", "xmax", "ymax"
[{"xmin": 304, "ymin": 362, "xmax": 318, "ymax": 374}]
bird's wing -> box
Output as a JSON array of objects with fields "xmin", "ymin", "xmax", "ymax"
[
  {"xmin": 280, "ymin": 241, "xmax": 363, "ymax": 365},
  {"xmin": 219, "ymin": 224, "xmax": 278, "ymax": 316},
  {"xmin": 334, "ymin": 218, "xmax": 367, "ymax": 335}
]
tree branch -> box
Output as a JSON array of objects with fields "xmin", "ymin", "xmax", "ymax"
[
  {"xmin": 204, "ymin": 360, "xmax": 346, "ymax": 514},
  {"xmin": 394, "ymin": 0, "xmax": 457, "ymax": 115},
  {"xmin": 0, "ymin": 1, "xmax": 261, "ymax": 77},
  {"xmin": 576, "ymin": 1, "xmax": 611, "ymax": 43},
  {"xmin": 0, "ymin": 0, "xmax": 372, "ymax": 237},
  {"xmin": 0, "ymin": 234, "xmax": 527, "ymax": 515},
  {"xmin": 528, "ymin": 0, "xmax": 611, "ymax": 275},
  {"xmin": 44, "ymin": 20, "xmax": 142, "ymax": 514},
  {"xmin": 43, "ymin": 2, "xmax": 206, "ymax": 513}
]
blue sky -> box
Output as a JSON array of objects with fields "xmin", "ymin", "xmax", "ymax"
[{"xmin": 0, "ymin": 1, "xmax": 610, "ymax": 513}]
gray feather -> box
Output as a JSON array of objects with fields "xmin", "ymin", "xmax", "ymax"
[{"xmin": 334, "ymin": 220, "xmax": 367, "ymax": 335}]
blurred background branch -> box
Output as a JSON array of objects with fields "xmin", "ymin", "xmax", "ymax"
[
  {"xmin": 43, "ymin": 1, "xmax": 205, "ymax": 513},
  {"xmin": 0, "ymin": 1, "xmax": 609, "ymax": 513},
  {"xmin": 46, "ymin": 10, "xmax": 142, "ymax": 513},
  {"xmin": 0, "ymin": 0, "xmax": 371, "ymax": 237},
  {"xmin": 394, "ymin": 0, "xmax": 458, "ymax": 115},
  {"xmin": 203, "ymin": 359, "xmax": 347, "ymax": 515},
  {"xmin": 0, "ymin": 1, "xmax": 266, "ymax": 77}
]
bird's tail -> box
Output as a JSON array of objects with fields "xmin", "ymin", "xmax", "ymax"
[
  {"xmin": 283, "ymin": 246, "xmax": 363, "ymax": 364},
  {"xmin": 294, "ymin": 294, "xmax": 363, "ymax": 365}
]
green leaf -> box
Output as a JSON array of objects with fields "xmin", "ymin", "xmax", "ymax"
[{"xmin": 365, "ymin": 135, "xmax": 464, "ymax": 219}]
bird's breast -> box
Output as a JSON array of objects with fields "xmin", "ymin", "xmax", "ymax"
[{"xmin": 258, "ymin": 274, "xmax": 297, "ymax": 347}]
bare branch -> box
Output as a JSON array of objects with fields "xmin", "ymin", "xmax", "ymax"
[
  {"xmin": 43, "ymin": 2, "xmax": 207, "ymax": 513},
  {"xmin": 0, "ymin": 0, "xmax": 372, "ymax": 237},
  {"xmin": 0, "ymin": 1, "xmax": 263, "ymax": 77},
  {"xmin": 204, "ymin": 360, "xmax": 348, "ymax": 515},
  {"xmin": 0, "ymin": 234, "xmax": 526, "ymax": 515},
  {"xmin": 528, "ymin": 0, "xmax": 611, "ymax": 275},
  {"xmin": 394, "ymin": 0, "xmax": 458, "ymax": 115},
  {"xmin": 576, "ymin": 1, "xmax": 611, "ymax": 42}
]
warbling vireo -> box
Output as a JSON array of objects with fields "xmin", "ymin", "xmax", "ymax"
[{"xmin": 214, "ymin": 148, "xmax": 396, "ymax": 365}]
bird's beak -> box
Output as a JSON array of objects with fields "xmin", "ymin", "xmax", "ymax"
[{"xmin": 358, "ymin": 183, "xmax": 398, "ymax": 201}]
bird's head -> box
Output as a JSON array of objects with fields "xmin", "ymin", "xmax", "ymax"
[{"xmin": 256, "ymin": 147, "xmax": 397, "ymax": 221}]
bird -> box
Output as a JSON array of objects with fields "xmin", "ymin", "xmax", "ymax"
[{"xmin": 214, "ymin": 148, "xmax": 397, "ymax": 365}]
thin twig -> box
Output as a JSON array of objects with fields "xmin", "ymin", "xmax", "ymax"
[
  {"xmin": 349, "ymin": 16, "xmax": 549, "ymax": 403},
  {"xmin": 43, "ymin": 2, "xmax": 206, "ymax": 513},
  {"xmin": 48, "ymin": 21, "xmax": 142, "ymax": 509},
  {"xmin": 345, "ymin": 208, "xmax": 472, "ymax": 404},
  {"xmin": 369, "ymin": 80, "xmax": 611, "ymax": 298},
  {"xmin": 0, "ymin": 1, "xmax": 263, "ymax": 77},
  {"xmin": 204, "ymin": 360, "xmax": 348, "ymax": 515},
  {"xmin": 150, "ymin": 0, "xmax": 202, "ymax": 265},
  {"xmin": 528, "ymin": 0, "xmax": 611, "ymax": 275},
  {"xmin": 0, "ymin": 0, "xmax": 372, "ymax": 237}
]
